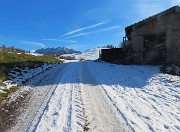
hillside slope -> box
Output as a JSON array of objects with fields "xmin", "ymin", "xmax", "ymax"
[{"xmin": 80, "ymin": 48, "xmax": 100, "ymax": 60}]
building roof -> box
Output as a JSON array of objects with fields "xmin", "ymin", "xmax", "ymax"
[{"xmin": 125, "ymin": 6, "xmax": 180, "ymax": 39}]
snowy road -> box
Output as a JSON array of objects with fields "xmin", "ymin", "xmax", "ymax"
[
  {"xmin": 9, "ymin": 61, "xmax": 180, "ymax": 132},
  {"xmin": 31, "ymin": 62, "xmax": 127, "ymax": 132}
]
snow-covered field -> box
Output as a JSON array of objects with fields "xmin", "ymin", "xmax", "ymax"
[
  {"xmin": 6, "ymin": 60, "xmax": 179, "ymax": 132},
  {"xmin": 87, "ymin": 62, "xmax": 180, "ymax": 132}
]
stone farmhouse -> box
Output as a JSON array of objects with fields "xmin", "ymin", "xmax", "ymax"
[
  {"xmin": 101, "ymin": 6, "xmax": 180, "ymax": 66},
  {"xmin": 124, "ymin": 6, "xmax": 180, "ymax": 65}
]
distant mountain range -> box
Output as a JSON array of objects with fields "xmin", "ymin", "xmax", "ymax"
[{"xmin": 35, "ymin": 47, "xmax": 81, "ymax": 55}]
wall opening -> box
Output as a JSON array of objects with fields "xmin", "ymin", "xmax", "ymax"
[{"xmin": 143, "ymin": 34, "xmax": 166, "ymax": 63}]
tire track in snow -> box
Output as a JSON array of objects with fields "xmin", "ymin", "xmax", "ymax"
[
  {"xmin": 79, "ymin": 62, "xmax": 128, "ymax": 132},
  {"xmin": 62, "ymin": 63, "xmax": 87, "ymax": 132},
  {"xmin": 100, "ymin": 85, "xmax": 135, "ymax": 132},
  {"xmin": 33, "ymin": 63, "xmax": 86, "ymax": 132},
  {"xmin": 62, "ymin": 83, "xmax": 87, "ymax": 132},
  {"xmin": 26, "ymin": 64, "xmax": 67, "ymax": 132},
  {"xmin": 62, "ymin": 83, "xmax": 73, "ymax": 132},
  {"xmin": 9, "ymin": 64, "xmax": 67, "ymax": 132},
  {"xmin": 73, "ymin": 84, "xmax": 87, "ymax": 131}
]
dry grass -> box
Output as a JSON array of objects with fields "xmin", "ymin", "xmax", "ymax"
[
  {"xmin": 0, "ymin": 82, "xmax": 6, "ymax": 87},
  {"xmin": 0, "ymin": 49, "xmax": 62, "ymax": 63},
  {"xmin": 0, "ymin": 72, "xmax": 8, "ymax": 95},
  {"xmin": 0, "ymin": 86, "xmax": 20, "ymax": 102},
  {"xmin": 0, "ymin": 72, "xmax": 7, "ymax": 82}
]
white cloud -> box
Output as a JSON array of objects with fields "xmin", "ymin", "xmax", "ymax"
[
  {"xmin": 136, "ymin": 0, "xmax": 169, "ymax": 19},
  {"xmin": 42, "ymin": 39, "xmax": 58, "ymax": 41},
  {"xmin": 0, "ymin": 36, "xmax": 46, "ymax": 48},
  {"xmin": 95, "ymin": 26, "xmax": 121, "ymax": 33},
  {"xmin": 59, "ymin": 21, "xmax": 109, "ymax": 38},
  {"xmin": 170, "ymin": 0, "xmax": 180, "ymax": 5},
  {"xmin": 64, "ymin": 32, "xmax": 92, "ymax": 39},
  {"xmin": 64, "ymin": 26, "xmax": 121, "ymax": 39},
  {"xmin": 18, "ymin": 40, "xmax": 46, "ymax": 48},
  {"xmin": 42, "ymin": 38, "xmax": 77, "ymax": 43}
]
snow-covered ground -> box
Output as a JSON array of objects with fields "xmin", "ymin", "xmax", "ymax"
[
  {"xmin": 7, "ymin": 63, "xmax": 65, "ymax": 131},
  {"xmin": 87, "ymin": 61, "xmax": 180, "ymax": 132},
  {"xmin": 0, "ymin": 63, "xmax": 56, "ymax": 94},
  {"xmin": 34, "ymin": 63, "xmax": 87, "ymax": 132},
  {"xmin": 24, "ymin": 62, "xmax": 126, "ymax": 132},
  {"xmin": 79, "ymin": 48, "xmax": 101, "ymax": 60},
  {"xmin": 58, "ymin": 48, "xmax": 102, "ymax": 61},
  {"xmin": 7, "ymin": 60, "xmax": 179, "ymax": 132}
]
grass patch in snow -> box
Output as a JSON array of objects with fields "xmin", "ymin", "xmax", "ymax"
[
  {"xmin": 160, "ymin": 64, "xmax": 180, "ymax": 76},
  {"xmin": 0, "ymin": 86, "xmax": 20, "ymax": 102},
  {"xmin": 0, "ymin": 71, "xmax": 7, "ymax": 81},
  {"xmin": 0, "ymin": 82, "xmax": 6, "ymax": 87}
]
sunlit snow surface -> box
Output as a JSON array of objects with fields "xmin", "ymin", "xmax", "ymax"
[
  {"xmin": 7, "ymin": 48, "xmax": 180, "ymax": 132},
  {"xmin": 34, "ymin": 62, "xmax": 180, "ymax": 132},
  {"xmin": 87, "ymin": 62, "xmax": 180, "ymax": 131},
  {"xmin": 0, "ymin": 63, "xmax": 56, "ymax": 93}
]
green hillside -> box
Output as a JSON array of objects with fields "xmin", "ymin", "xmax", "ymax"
[{"xmin": 0, "ymin": 48, "xmax": 62, "ymax": 63}]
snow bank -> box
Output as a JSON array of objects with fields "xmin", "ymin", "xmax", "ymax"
[{"xmin": 0, "ymin": 63, "xmax": 57, "ymax": 94}]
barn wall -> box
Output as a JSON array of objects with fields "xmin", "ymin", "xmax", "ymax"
[
  {"xmin": 166, "ymin": 29, "xmax": 180, "ymax": 66},
  {"xmin": 129, "ymin": 11, "xmax": 180, "ymax": 65},
  {"xmin": 101, "ymin": 48, "xmax": 130, "ymax": 64},
  {"xmin": 130, "ymin": 35, "xmax": 143, "ymax": 64}
]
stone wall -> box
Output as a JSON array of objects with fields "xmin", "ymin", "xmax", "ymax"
[
  {"xmin": 129, "ymin": 11, "xmax": 180, "ymax": 65},
  {"xmin": 166, "ymin": 29, "xmax": 180, "ymax": 66},
  {"xmin": 101, "ymin": 48, "xmax": 130, "ymax": 64},
  {"xmin": 130, "ymin": 35, "xmax": 143, "ymax": 64}
]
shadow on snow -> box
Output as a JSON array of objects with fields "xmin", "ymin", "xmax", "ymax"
[{"xmin": 19, "ymin": 61, "xmax": 160, "ymax": 89}]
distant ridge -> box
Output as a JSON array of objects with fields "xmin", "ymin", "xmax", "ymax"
[{"xmin": 35, "ymin": 47, "xmax": 81, "ymax": 55}]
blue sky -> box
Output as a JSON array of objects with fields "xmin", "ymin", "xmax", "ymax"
[{"xmin": 0, "ymin": 0, "xmax": 179, "ymax": 51}]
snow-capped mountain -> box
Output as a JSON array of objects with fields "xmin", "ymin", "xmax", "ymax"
[{"xmin": 35, "ymin": 47, "xmax": 81, "ymax": 55}]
